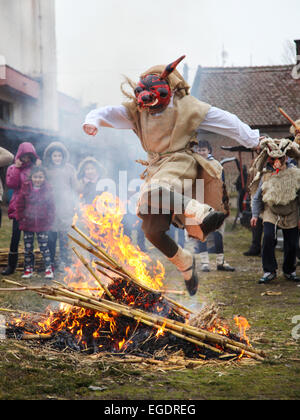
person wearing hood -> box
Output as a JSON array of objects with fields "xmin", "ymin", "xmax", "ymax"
[
  {"xmin": 43, "ymin": 142, "xmax": 79, "ymax": 270},
  {"xmin": 16, "ymin": 165, "xmax": 55, "ymax": 280},
  {"xmin": 77, "ymin": 156, "xmax": 106, "ymax": 205},
  {"xmin": 0, "ymin": 146, "xmax": 14, "ymax": 227},
  {"xmin": 1, "ymin": 142, "xmax": 40, "ymax": 275},
  {"xmin": 83, "ymin": 55, "xmax": 260, "ymax": 296}
]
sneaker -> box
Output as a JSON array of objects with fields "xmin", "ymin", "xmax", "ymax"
[
  {"xmin": 243, "ymin": 249, "xmax": 261, "ymax": 257},
  {"xmin": 45, "ymin": 267, "xmax": 54, "ymax": 280},
  {"xmin": 284, "ymin": 272, "xmax": 300, "ymax": 282},
  {"xmin": 217, "ymin": 262, "xmax": 235, "ymax": 272},
  {"xmin": 200, "ymin": 263, "xmax": 210, "ymax": 272},
  {"xmin": 22, "ymin": 268, "xmax": 33, "ymax": 279},
  {"xmin": 258, "ymin": 272, "xmax": 276, "ymax": 284}
]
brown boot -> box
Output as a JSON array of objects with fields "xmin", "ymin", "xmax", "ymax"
[{"xmin": 184, "ymin": 200, "xmax": 225, "ymax": 241}]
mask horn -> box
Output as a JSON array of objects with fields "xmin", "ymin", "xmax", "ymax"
[{"xmin": 160, "ymin": 55, "xmax": 186, "ymax": 80}]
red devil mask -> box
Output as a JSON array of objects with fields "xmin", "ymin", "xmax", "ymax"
[
  {"xmin": 267, "ymin": 156, "xmax": 286, "ymax": 174},
  {"xmin": 134, "ymin": 55, "xmax": 185, "ymax": 113}
]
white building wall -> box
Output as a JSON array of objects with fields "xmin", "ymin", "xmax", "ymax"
[{"xmin": 0, "ymin": 0, "xmax": 58, "ymax": 131}]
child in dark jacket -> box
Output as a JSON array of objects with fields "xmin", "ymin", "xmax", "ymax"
[{"xmin": 16, "ymin": 166, "xmax": 55, "ymax": 279}]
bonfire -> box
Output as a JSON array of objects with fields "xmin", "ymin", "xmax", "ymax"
[{"xmin": 1, "ymin": 193, "xmax": 266, "ymax": 365}]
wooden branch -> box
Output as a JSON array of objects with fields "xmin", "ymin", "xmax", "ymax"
[
  {"xmin": 36, "ymin": 285, "xmax": 264, "ymax": 360},
  {"xmin": 70, "ymin": 225, "xmax": 193, "ymax": 316},
  {"xmin": 71, "ymin": 224, "xmax": 159, "ymax": 294},
  {"xmin": 71, "ymin": 247, "xmax": 114, "ymax": 301},
  {"xmin": 279, "ymin": 107, "xmax": 299, "ymax": 129}
]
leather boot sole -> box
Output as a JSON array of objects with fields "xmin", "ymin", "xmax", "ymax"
[
  {"xmin": 183, "ymin": 256, "xmax": 199, "ymax": 296},
  {"xmin": 185, "ymin": 211, "xmax": 226, "ymax": 241}
]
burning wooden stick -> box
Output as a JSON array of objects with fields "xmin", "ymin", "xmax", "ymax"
[
  {"xmin": 71, "ymin": 224, "xmax": 158, "ymax": 293},
  {"xmin": 1, "ymin": 219, "xmax": 267, "ymax": 362},
  {"xmin": 69, "ymin": 225, "xmax": 194, "ymax": 315},
  {"xmin": 71, "ymin": 247, "xmax": 114, "ymax": 301},
  {"xmin": 0, "ymin": 280, "xmax": 265, "ymax": 361},
  {"xmin": 45, "ymin": 292, "xmax": 223, "ymax": 356}
]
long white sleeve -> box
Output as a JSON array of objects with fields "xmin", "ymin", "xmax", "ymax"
[
  {"xmin": 200, "ymin": 106, "xmax": 260, "ymax": 148},
  {"xmin": 83, "ymin": 105, "xmax": 134, "ymax": 130}
]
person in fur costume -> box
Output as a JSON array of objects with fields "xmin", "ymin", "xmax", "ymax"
[
  {"xmin": 83, "ymin": 55, "xmax": 260, "ymax": 296},
  {"xmin": 249, "ymin": 138, "xmax": 300, "ymax": 284},
  {"xmin": 290, "ymin": 119, "xmax": 300, "ymax": 146},
  {"xmin": 289, "ymin": 119, "xmax": 300, "ymax": 264}
]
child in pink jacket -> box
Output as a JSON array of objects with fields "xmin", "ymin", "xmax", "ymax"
[
  {"xmin": 1, "ymin": 142, "xmax": 40, "ymax": 275},
  {"xmin": 16, "ymin": 166, "xmax": 55, "ymax": 279}
]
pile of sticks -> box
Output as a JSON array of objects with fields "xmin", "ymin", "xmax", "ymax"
[
  {"xmin": 0, "ymin": 225, "xmax": 266, "ymax": 362},
  {"xmin": 0, "ymin": 248, "xmax": 44, "ymax": 271}
]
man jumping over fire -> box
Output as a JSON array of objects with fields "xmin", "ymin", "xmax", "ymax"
[{"xmin": 83, "ymin": 55, "xmax": 260, "ymax": 296}]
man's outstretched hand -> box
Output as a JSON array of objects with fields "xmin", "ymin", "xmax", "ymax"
[
  {"xmin": 83, "ymin": 124, "xmax": 98, "ymax": 136},
  {"xmin": 253, "ymin": 136, "xmax": 267, "ymax": 154}
]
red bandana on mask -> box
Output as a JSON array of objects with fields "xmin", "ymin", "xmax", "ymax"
[
  {"xmin": 268, "ymin": 157, "xmax": 285, "ymax": 174},
  {"xmin": 134, "ymin": 55, "xmax": 185, "ymax": 114}
]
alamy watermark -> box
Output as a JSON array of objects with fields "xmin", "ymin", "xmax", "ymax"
[
  {"xmin": 291, "ymin": 56, "xmax": 300, "ymax": 80},
  {"xmin": 95, "ymin": 171, "xmax": 205, "ymax": 220},
  {"xmin": 0, "ymin": 54, "xmax": 6, "ymax": 80},
  {"xmin": 291, "ymin": 315, "xmax": 300, "ymax": 340},
  {"xmin": 0, "ymin": 315, "xmax": 6, "ymax": 340}
]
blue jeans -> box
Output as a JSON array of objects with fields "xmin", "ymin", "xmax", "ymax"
[
  {"xmin": 48, "ymin": 231, "xmax": 70, "ymax": 265},
  {"xmin": 193, "ymin": 231, "xmax": 224, "ymax": 254}
]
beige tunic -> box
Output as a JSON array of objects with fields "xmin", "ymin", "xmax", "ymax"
[{"xmin": 124, "ymin": 94, "xmax": 226, "ymax": 215}]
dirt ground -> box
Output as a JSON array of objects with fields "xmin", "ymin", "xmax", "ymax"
[{"xmin": 0, "ymin": 207, "xmax": 300, "ymax": 400}]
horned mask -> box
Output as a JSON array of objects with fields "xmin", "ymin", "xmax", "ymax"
[{"xmin": 134, "ymin": 55, "xmax": 186, "ymax": 113}]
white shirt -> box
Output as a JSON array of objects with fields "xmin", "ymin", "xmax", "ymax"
[{"xmin": 83, "ymin": 102, "xmax": 260, "ymax": 148}]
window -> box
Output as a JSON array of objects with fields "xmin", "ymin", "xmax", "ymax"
[{"xmin": 0, "ymin": 99, "xmax": 11, "ymax": 122}]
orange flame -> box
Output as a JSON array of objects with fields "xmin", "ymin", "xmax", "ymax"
[
  {"xmin": 32, "ymin": 192, "xmax": 166, "ymax": 347},
  {"xmin": 234, "ymin": 316, "xmax": 251, "ymax": 346},
  {"xmin": 118, "ymin": 338, "xmax": 126, "ymax": 350},
  {"xmin": 80, "ymin": 192, "xmax": 165, "ymax": 291},
  {"xmin": 155, "ymin": 321, "xmax": 167, "ymax": 338},
  {"xmin": 234, "ymin": 316, "xmax": 251, "ymax": 358}
]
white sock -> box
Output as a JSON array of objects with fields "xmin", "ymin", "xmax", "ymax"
[
  {"xmin": 199, "ymin": 251, "xmax": 210, "ymax": 265},
  {"xmin": 168, "ymin": 246, "xmax": 193, "ymax": 281},
  {"xmin": 216, "ymin": 254, "xmax": 225, "ymax": 266}
]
